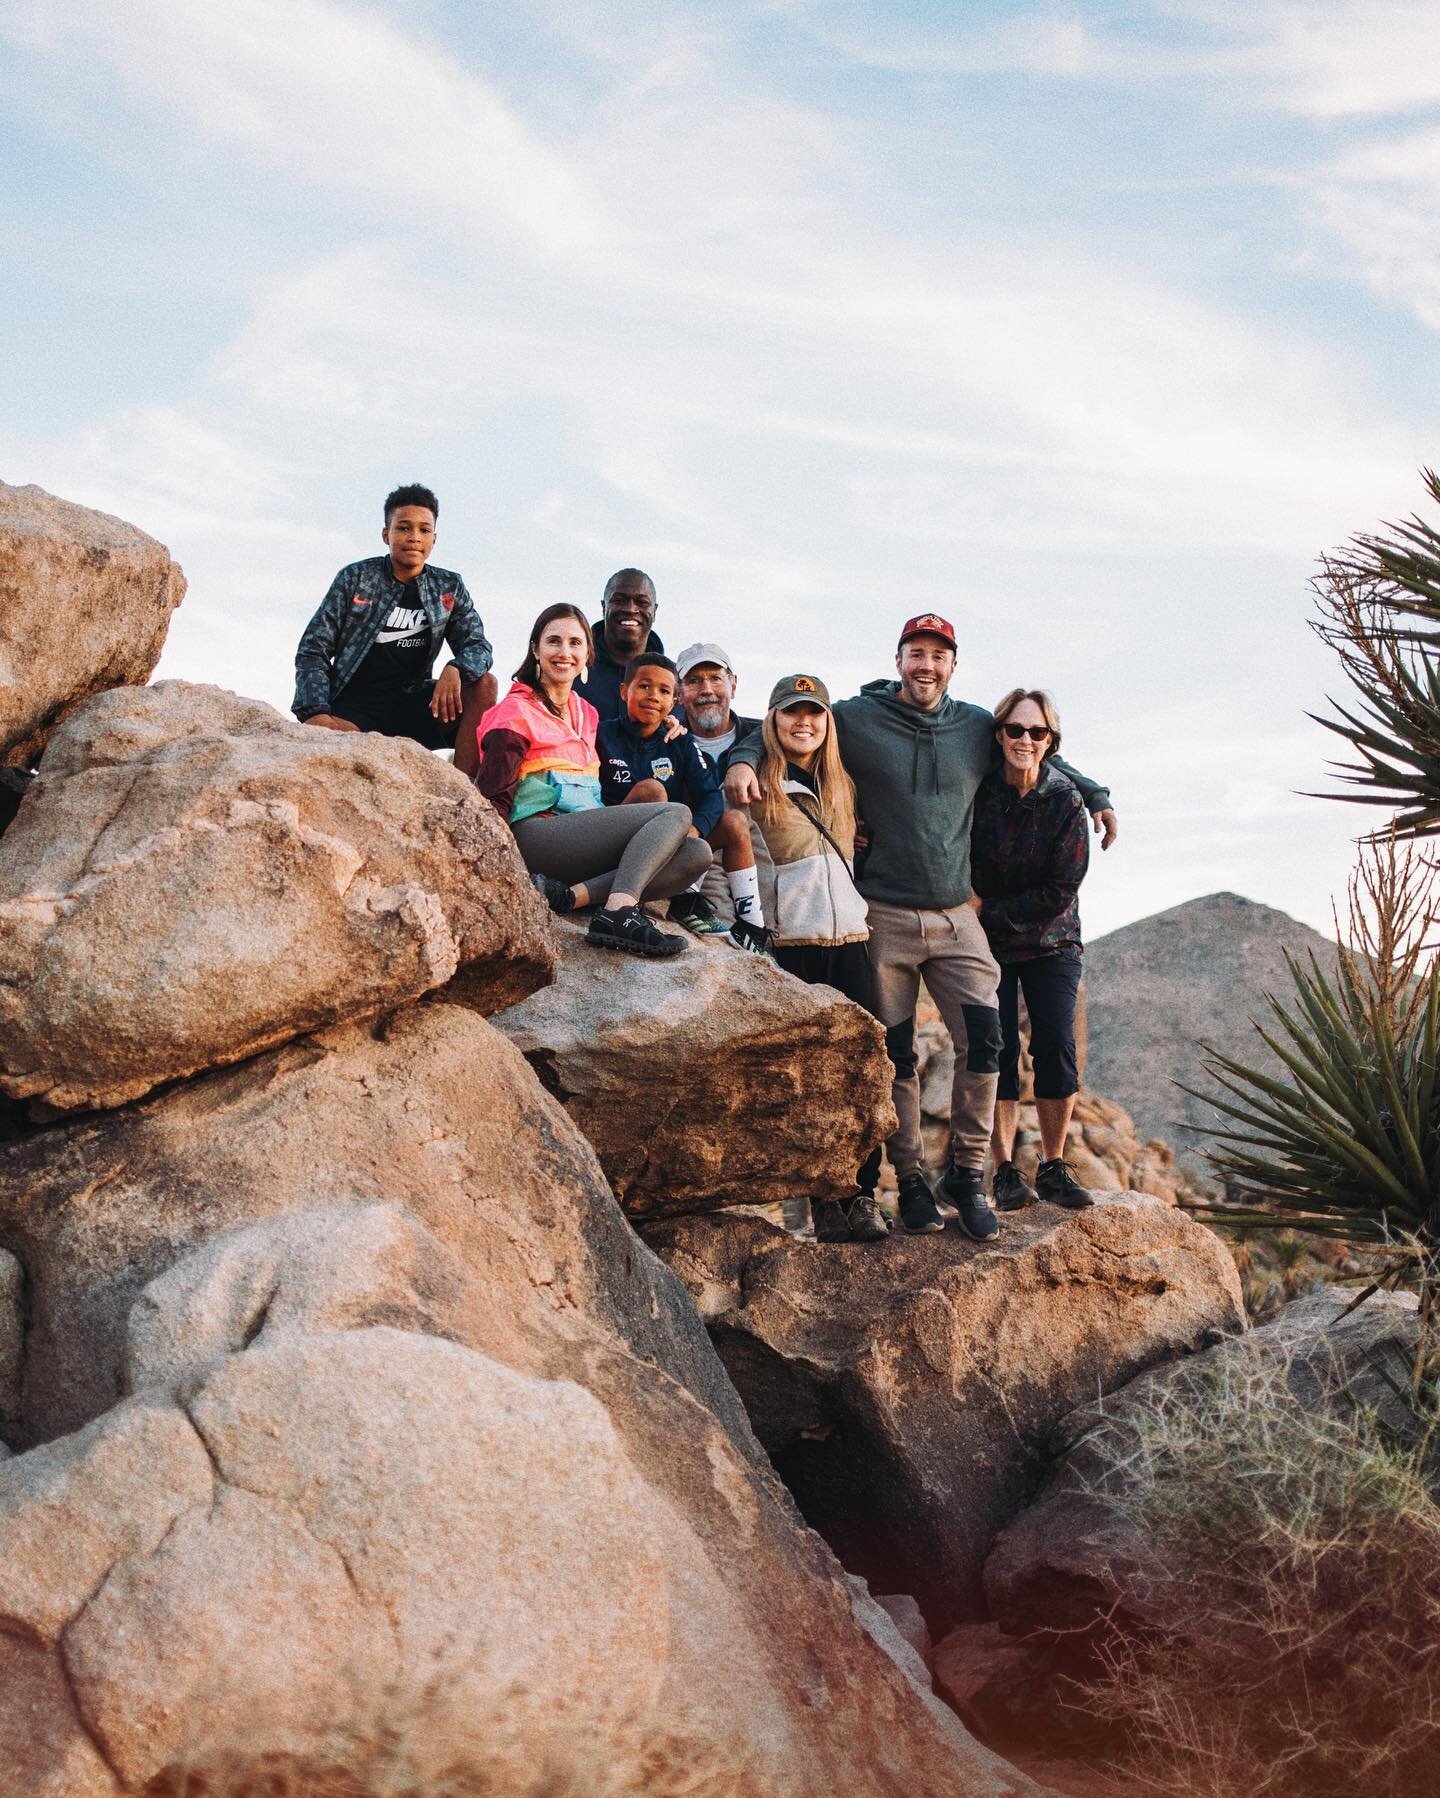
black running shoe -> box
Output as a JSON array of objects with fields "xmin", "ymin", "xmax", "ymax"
[
  {"xmin": 587, "ymin": 904, "xmax": 685, "ymax": 958},
  {"xmin": 667, "ymin": 890, "xmax": 731, "ymax": 937},
  {"xmin": 845, "ymin": 1193, "xmax": 891, "ymax": 1241},
  {"xmin": 529, "ymin": 870, "xmax": 575, "ymax": 915},
  {"xmin": 811, "ymin": 1198, "xmax": 851, "ymax": 1243},
  {"xmin": 938, "ymin": 1166, "xmax": 1000, "ymax": 1241},
  {"xmin": 993, "ymin": 1160, "xmax": 1038, "ymax": 1212},
  {"xmin": 728, "ymin": 917, "xmax": 778, "ymax": 961},
  {"xmin": 898, "ymin": 1170, "xmax": 945, "ymax": 1234},
  {"xmin": 1036, "ymin": 1158, "xmax": 1096, "ymax": 1209}
]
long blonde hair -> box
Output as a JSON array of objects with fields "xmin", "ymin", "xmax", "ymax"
[{"xmin": 756, "ymin": 707, "xmax": 858, "ymax": 844}]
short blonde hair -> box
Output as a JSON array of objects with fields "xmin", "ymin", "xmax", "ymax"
[{"xmin": 992, "ymin": 687, "xmax": 1062, "ymax": 759}]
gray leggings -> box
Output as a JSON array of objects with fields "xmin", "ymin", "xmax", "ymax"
[{"xmin": 512, "ymin": 802, "xmax": 712, "ymax": 906}]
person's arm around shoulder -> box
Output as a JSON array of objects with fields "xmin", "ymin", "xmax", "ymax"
[
  {"xmin": 722, "ymin": 721, "xmax": 766, "ymax": 805},
  {"xmin": 1049, "ymin": 750, "xmax": 1118, "ymax": 850},
  {"xmin": 293, "ymin": 566, "xmax": 352, "ymax": 725}
]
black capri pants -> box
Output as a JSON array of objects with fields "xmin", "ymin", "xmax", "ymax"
[{"xmin": 997, "ymin": 952, "xmax": 1083, "ymax": 1101}]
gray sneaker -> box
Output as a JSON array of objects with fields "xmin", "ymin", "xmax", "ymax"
[
  {"xmin": 1036, "ymin": 1159, "xmax": 1096, "ymax": 1209},
  {"xmin": 993, "ymin": 1160, "xmax": 1038, "ymax": 1212},
  {"xmin": 844, "ymin": 1193, "xmax": 891, "ymax": 1241}
]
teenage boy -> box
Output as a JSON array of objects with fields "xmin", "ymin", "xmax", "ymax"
[
  {"xmin": 599, "ymin": 652, "xmax": 774, "ymax": 955},
  {"xmin": 725, "ymin": 614, "xmax": 1116, "ymax": 1240},
  {"xmin": 293, "ymin": 483, "xmax": 496, "ymax": 777}
]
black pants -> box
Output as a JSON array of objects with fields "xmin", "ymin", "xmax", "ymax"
[
  {"xmin": 997, "ymin": 953, "xmax": 1082, "ymax": 1101},
  {"xmin": 774, "ymin": 940, "xmax": 883, "ymax": 1195}
]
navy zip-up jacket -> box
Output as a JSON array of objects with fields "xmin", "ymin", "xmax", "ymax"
[
  {"xmin": 293, "ymin": 557, "xmax": 492, "ymax": 721},
  {"xmin": 597, "ymin": 713, "xmax": 724, "ymax": 838}
]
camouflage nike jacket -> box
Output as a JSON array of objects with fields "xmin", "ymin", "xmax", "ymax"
[{"xmin": 292, "ymin": 556, "xmax": 492, "ymax": 721}]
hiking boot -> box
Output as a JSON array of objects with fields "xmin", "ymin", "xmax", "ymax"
[
  {"xmin": 993, "ymin": 1160, "xmax": 1037, "ymax": 1212},
  {"xmin": 811, "ymin": 1198, "xmax": 851, "ymax": 1243},
  {"xmin": 529, "ymin": 871, "xmax": 575, "ymax": 915},
  {"xmin": 1036, "ymin": 1158, "xmax": 1096, "ymax": 1209},
  {"xmin": 938, "ymin": 1166, "xmax": 1000, "ymax": 1241},
  {"xmin": 897, "ymin": 1170, "xmax": 945, "ymax": 1234},
  {"xmin": 667, "ymin": 890, "xmax": 731, "ymax": 937},
  {"xmin": 728, "ymin": 917, "xmax": 778, "ymax": 962},
  {"xmin": 844, "ymin": 1193, "xmax": 891, "ymax": 1241},
  {"xmin": 586, "ymin": 904, "xmax": 685, "ymax": 958}
]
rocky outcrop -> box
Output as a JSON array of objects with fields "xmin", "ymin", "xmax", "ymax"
[
  {"xmin": 0, "ymin": 481, "xmax": 185, "ymax": 769},
  {"xmin": 646, "ymin": 1197, "xmax": 1245, "ymax": 1626},
  {"xmin": 494, "ymin": 918, "xmax": 896, "ymax": 1217},
  {"xmin": 0, "ymin": 682, "xmax": 554, "ymax": 1112},
  {"xmin": 983, "ymin": 1287, "xmax": 1419, "ymax": 1644},
  {"xmin": 0, "ymin": 1001, "xmax": 1037, "ymax": 1796}
]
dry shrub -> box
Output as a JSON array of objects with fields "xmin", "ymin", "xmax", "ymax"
[
  {"xmin": 1076, "ymin": 1350, "xmax": 1440, "ymax": 1798},
  {"xmin": 144, "ymin": 1674, "xmax": 769, "ymax": 1798}
]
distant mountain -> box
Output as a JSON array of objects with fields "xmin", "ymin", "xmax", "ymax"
[{"xmin": 1083, "ymin": 892, "xmax": 1339, "ymax": 1183}]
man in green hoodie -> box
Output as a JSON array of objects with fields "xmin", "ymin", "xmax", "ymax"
[{"xmin": 724, "ymin": 613, "xmax": 1115, "ymax": 1240}]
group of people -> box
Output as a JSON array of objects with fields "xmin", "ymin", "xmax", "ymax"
[{"xmin": 294, "ymin": 484, "xmax": 1120, "ymax": 1244}]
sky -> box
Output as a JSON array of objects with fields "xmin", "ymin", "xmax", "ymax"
[{"xmin": 5, "ymin": 0, "xmax": 1440, "ymax": 940}]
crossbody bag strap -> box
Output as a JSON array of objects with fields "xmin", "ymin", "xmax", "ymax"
[{"xmin": 785, "ymin": 791, "xmax": 858, "ymax": 884}]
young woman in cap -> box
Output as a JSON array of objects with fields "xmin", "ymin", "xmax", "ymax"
[
  {"xmin": 751, "ymin": 674, "xmax": 889, "ymax": 1244},
  {"xmin": 477, "ymin": 603, "xmax": 710, "ymax": 958},
  {"xmin": 970, "ymin": 688, "xmax": 1095, "ymax": 1210}
]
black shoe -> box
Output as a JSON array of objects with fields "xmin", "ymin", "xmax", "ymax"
[
  {"xmin": 938, "ymin": 1166, "xmax": 1000, "ymax": 1241},
  {"xmin": 811, "ymin": 1198, "xmax": 851, "ymax": 1243},
  {"xmin": 529, "ymin": 871, "xmax": 575, "ymax": 915},
  {"xmin": 993, "ymin": 1160, "xmax": 1037, "ymax": 1212},
  {"xmin": 587, "ymin": 904, "xmax": 685, "ymax": 958},
  {"xmin": 897, "ymin": 1171, "xmax": 945, "ymax": 1234},
  {"xmin": 667, "ymin": 890, "xmax": 731, "ymax": 937},
  {"xmin": 1036, "ymin": 1158, "xmax": 1096, "ymax": 1209},
  {"xmin": 845, "ymin": 1193, "xmax": 891, "ymax": 1241},
  {"xmin": 728, "ymin": 917, "xmax": 777, "ymax": 962}
]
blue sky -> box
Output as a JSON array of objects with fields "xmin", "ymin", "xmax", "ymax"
[{"xmin": 5, "ymin": 0, "xmax": 1440, "ymax": 939}]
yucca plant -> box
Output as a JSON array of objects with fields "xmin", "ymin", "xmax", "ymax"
[{"xmin": 1312, "ymin": 469, "xmax": 1440, "ymax": 836}]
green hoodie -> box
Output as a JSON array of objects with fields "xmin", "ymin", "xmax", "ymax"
[{"xmin": 733, "ymin": 679, "xmax": 1111, "ymax": 909}]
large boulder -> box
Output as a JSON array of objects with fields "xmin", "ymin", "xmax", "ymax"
[
  {"xmin": 983, "ymin": 1287, "xmax": 1420, "ymax": 1644},
  {"xmin": 0, "ymin": 1001, "xmax": 1038, "ymax": 1796},
  {"xmin": 0, "ymin": 481, "xmax": 185, "ymax": 769},
  {"xmin": 0, "ymin": 682, "xmax": 554, "ymax": 1112},
  {"xmin": 494, "ymin": 918, "xmax": 896, "ymax": 1217},
  {"xmin": 646, "ymin": 1196, "xmax": 1245, "ymax": 1627}
]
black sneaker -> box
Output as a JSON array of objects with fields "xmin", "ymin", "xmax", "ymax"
[
  {"xmin": 993, "ymin": 1160, "xmax": 1037, "ymax": 1212},
  {"xmin": 1036, "ymin": 1158, "xmax": 1096, "ymax": 1209},
  {"xmin": 728, "ymin": 917, "xmax": 777, "ymax": 962},
  {"xmin": 587, "ymin": 904, "xmax": 685, "ymax": 958},
  {"xmin": 811, "ymin": 1198, "xmax": 851, "ymax": 1243},
  {"xmin": 938, "ymin": 1166, "xmax": 1000, "ymax": 1241},
  {"xmin": 897, "ymin": 1170, "xmax": 945, "ymax": 1234},
  {"xmin": 844, "ymin": 1193, "xmax": 891, "ymax": 1241},
  {"xmin": 667, "ymin": 890, "xmax": 731, "ymax": 937},
  {"xmin": 529, "ymin": 870, "xmax": 575, "ymax": 915}
]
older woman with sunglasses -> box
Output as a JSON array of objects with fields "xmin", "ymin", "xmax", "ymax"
[{"xmin": 969, "ymin": 688, "xmax": 1095, "ymax": 1212}]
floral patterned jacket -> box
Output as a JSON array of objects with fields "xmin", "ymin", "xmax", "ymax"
[
  {"xmin": 970, "ymin": 761, "xmax": 1089, "ymax": 962},
  {"xmin": 292, "ymin": 556, "xmax": 492, "ymax": 720}
]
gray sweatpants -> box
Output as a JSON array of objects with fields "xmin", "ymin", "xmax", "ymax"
[
  {"xmin": 867, "ymin": 899, "xmax": 1003, "ymax": 1174},
  {"xmin": 513, "ymin": 802, "xmax": 712, "ymax": 906}
]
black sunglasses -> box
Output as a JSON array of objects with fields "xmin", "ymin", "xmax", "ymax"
[{"xmin": 1001, "ymin": 723, "xmax": 1051, "ymax": 741}]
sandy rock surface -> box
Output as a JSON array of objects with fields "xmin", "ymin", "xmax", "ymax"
[
  {"xmin": 0, "ymin": 681, "xmax": 554, "ymax": 1112},
  {"xmin": 0, "ymin": 481, "xmax": 185, "ymax": 769},
  {"xmin": 647, "ymin": 1195, "xmax": 1245, "ymax": 1626},
  {"xmin": 494, "ymin": 917, "xmax": 896, "ymax": 1217},
  {"xmin": 0, "ymin": 1000, "xmax": 1038, "ymax": 1797}
]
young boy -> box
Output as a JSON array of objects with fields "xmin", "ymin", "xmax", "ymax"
[
  {"xmin": 598, "ymin": 653, "xmax": 774, "ymax": 956},
  {"xmin": 292, "ymin": 482, "xmax": 496, "ymax": 777}
]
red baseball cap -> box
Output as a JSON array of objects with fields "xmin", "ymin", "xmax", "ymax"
[{"xmin": 898, "ymin": 612, "xmax": 957, "ymax": 651}]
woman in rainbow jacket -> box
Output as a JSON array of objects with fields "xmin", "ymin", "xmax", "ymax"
[{"xmin": 477, "ymin": 603, "xmax": 710, "ymax": 959}]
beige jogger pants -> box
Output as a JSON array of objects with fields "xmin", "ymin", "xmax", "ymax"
[{"xmin": 866, "ymin": 899, "xmax": 1003, "ymax": 1175}]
